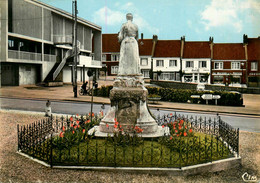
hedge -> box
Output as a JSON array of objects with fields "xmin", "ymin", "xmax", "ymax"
[{"xmin": 94, "ymin": 86, "xmax": 243, "ymax": 106}]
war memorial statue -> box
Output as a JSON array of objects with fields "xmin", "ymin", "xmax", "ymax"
[{"xmin": 92, "ymin": 13, "xmax": 166, "ymax": 137}]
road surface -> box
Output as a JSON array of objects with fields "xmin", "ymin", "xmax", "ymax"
[{"xmin": 1, "ymin": 97, "xmax": 260, "ymax": 132}]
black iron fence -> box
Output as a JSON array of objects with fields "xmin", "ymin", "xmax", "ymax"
[{"xmin": 17, "ymin": 113, "xmax": 239, "ymax": 168}]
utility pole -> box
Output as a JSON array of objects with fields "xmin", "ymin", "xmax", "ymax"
[{"xmin": 73, "ymin": 0, "xmax": 78, "ymax": 97}]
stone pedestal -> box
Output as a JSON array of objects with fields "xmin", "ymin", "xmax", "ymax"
[{"xmin": 93, "ymin": 75, "xmax": 162, "ymax": 137}]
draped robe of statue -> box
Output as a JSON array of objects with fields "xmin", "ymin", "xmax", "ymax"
[{"xmin": 117, "ymin": 20, "xmax": 141, "ymax": 76}]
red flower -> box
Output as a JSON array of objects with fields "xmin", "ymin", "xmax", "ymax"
[
  {"xmin": 114, "ymin": 118, "xmax": 117, "ymax": 122},
  {"xmin": 70, "ymin": 123, "xmax": 74, "ymax": 127},
  {"xmin": 77, "ymin": 125, "xmax": 80, "ymax": 128},
  {"xmin": 115, "ymin": 121, "xmax": 119, "ymax": 125},
  {"xmin": 76, "ymin": 120, "xmax": 80, "ymax": 124},
  {"xmin": 184, "ymin": 132, "xmax": 187, "ymax": 136},
  {"xmin": 119, "ymin": 125, "xmax": 122, "ymax": 129},
  {"xmin": 173, "ymin": 126, "xmax": 176, "ymax": 129},
  {"xmin": 114, "ymin": 125, "xmax": 117, "ymax": 128},
  {"xmin": 85, "ymin": 119, "xmax": 90, "ymax": 124},
  {"xmin": 83, "ymin": 129, "xmax": 86, "ymax": 133},
  {"xmin": 170, "ymin": 136, "xmax": 173, "ymax": 140},
  {"xmin": 185, "ymin": 126, "xmax": 187, "ymax": 129},
  {"xmin": 180, "ymin": 120, "xmax": 184, "ymax": 124},
  {"xmin": 177, "ymin": 134, "xmax": 179, "ymax": 137},
  {"xmin": 175, "ymin": 130, "xmax": 178, "ymax": 133},
  {"xmin": 74, "ymin": 125, "xmax": 77, "ymax": 129},
  {"xmin": 76, "ymin": 114, "xmax": 79, "ymax": 116},
  {"xmin": 59, "ymin": 132, "xmax": 64, "ymax": 138},
  {"xmin": 101, "ymin": 111, "xmax": 104, "ymax": 116},
  {"xmin": 72, "ymin": 131, "xmax": 75, "ymax": 134},
  {"xmin": 170, "ymin": 113, "xmax": 173, "ymax": 116},
  {"xmin": 69, "ymin": 116, "xmax": 73, "ymax": 121},
  {"xmin": 62, "ymin": 126, "xmax": 66, "ymax": 132},
  {"xmin": 179, "ymin": 126, "xmax": 182, "ymax": 130},
  {"xmin": 92, "ymin": 113, "xmax": 95, "ymax": 117},
  {"xmin": 106, "ymin": 123, "xmax": 109, "ymax": 128},
  {"xmin": 189, "ymin": 129, "xmax": 193, "ymax": 133},
  {"xmin": 162, "ymin": 125, "xmax": 165, "ymax": 128}
]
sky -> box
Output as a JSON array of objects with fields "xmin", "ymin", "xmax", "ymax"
[{"xmin": 39, "ymin": 0, "xmax": 260, "ymax": 43}]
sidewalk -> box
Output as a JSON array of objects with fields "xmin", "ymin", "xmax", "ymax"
[{"xmin": 1, "ymin": 82, "xmax": 260, "ymax": 116}]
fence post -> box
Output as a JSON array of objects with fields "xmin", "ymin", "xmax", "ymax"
[
  {"xmin": 17, "ymin": 124, "xmax": 20, "ymax": 151},
  {"xmin": 50, "ymin": 133, "xmax": 53, "ymax": 168},
  {"xmin": 237, "ymin": 128, "xmax": 239, "ymax": 157}
]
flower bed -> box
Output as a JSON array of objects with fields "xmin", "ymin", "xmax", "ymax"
[{"xmin": 17, "ymin": 113, "xmax": 239, "ymax": 168}]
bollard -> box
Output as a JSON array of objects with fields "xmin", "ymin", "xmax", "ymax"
[{"xmin": 45, "ymin": 100, "xmax": 52, "ymax": 117}]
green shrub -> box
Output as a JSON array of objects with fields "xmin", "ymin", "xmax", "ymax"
[{"xmin": 93, "ymin": 85, "xmax": 243, "ymax": 106}]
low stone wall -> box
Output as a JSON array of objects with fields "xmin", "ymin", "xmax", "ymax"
[
  {"xmin": 18, "ymin": 151, "xmax": 241, "ymax": 176},
  {"xmin": 151, "ymin": 80, "xmax": 260, "ymax": 94}
]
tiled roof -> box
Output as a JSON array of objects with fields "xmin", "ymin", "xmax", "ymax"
[
  {"xmin": 247, "ymin": 38, "xmax": 260, "ymax": 61},
  {"xmin": 138, "ymin": 39, "xmax": 153, "ymax": 56},
  {"xmin": 213, "ymin": 43, "xmax": 245, "ymax": 60},
  {"xmin": 153, "ymin": 40, "xmax": 181, "ymax": 57},
  {"xmin": 183, "ymin": 42, "xmax": 211, "ymax": 58},
  {"xmin": 102, "ymin": 34, "xmax": 120, "ymax": 53}
]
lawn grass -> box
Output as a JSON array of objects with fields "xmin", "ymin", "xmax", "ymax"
[{"xmin": 48, "ymin": 132, "xmax": 233, "ymax": 168}]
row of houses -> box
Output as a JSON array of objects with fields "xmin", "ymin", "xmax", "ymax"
[
  {"xmin": 102, "ymin": 34, "xmax": 260, "ymax": 87},
  {"xmin": 1, "ymin": 0, "xmax": 102, "ymax": 86},
  {"xmin": 1, "ymin": 0, "xmax": 259, "ymax": 88}
]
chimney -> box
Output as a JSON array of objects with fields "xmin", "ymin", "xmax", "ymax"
[
  {"xmin": 209, "ymin": 36, "xmax": 214, "ymax": 59},
  {"xmin": 243, "ymin": 34, "xmax": 248, "ymax": 45},
  {"xmin": 180, "ymin": 36, "xmax": 185, "ymax": 58},
  {"xmin": 151, "ymin": 35, "xmax": 158, "ymax": 57},
  {"xmin": 141, "ymin": 33, "xmax": 143, "ymax": 40}
]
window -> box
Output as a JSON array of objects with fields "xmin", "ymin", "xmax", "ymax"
[
  {"xmin": 102, "ymin": 54, "xmax": 106, "ymax": 61},
  {"xmin": 140, "ymin": 58, "xmax": 148, "ymax": 66},
  {"xmin": 142, "ymin": 70, "xmax": 150, "ymax": 78},
  {"xmin": 169, "ymin": 73, "xmax": 176, "ymax": 80},
  {"xmin": 111, "ymin": 54, "xmax": 119, "ymax": 61},
  {"xmin": 200, "ymin": 74, "xmax": 208, "ymax": 83},
  {"xmin": 251, "ymin": 62, "xmax": 258, "ymax": 71},
  {"xmin": 231, "ymin": 62, "xmax": 240, "ymax": 70},
  {"xmin": 231, "ymin": 76, "xmax": 241, "ymax": 83},
  {"xmin": 186, "ymin": 61, "xmax": 194, "ymax": 68},
  {"xmin": 156, "ymin": 60, "xmax": 164, "ymax": 67},
  {"xmin": 184, "ymin": 75, "xmax": 193, "ymax": 82},
  {"xmin": 111, "ymin": 66, "xmax": 118, "ymax": 74},
  {"xmin": 169, "ymin": 60, "xmax": 177, "ymax": 67},
  {"xmin": 8, "ymin": 40, "xmax": 14, "ymax": 48},
  {"xmin": 199, "ymin": 61, "xmax": 207, "ymax": 68},
  {"xmin": 214, "ymin": 62, "xmax": 223, "ymax": 69},
  {"xmin": 213, "ymin": 76, "xmax": 224, "ymax": 84}
]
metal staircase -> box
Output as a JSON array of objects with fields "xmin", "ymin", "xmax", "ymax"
[{"xmin": 53, "ymin": 49, "xmax": 73, "ymax": 80}]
